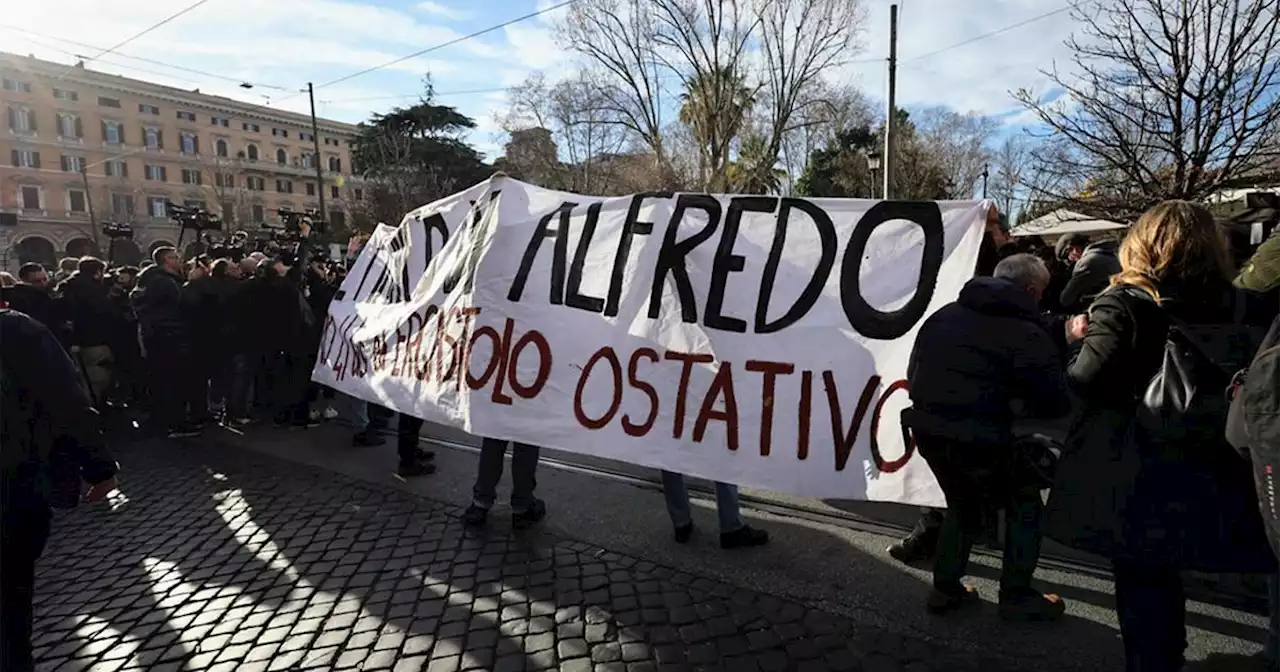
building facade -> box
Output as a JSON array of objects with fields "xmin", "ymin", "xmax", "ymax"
[{"xmin": 0, "ymin": 51, "xmax": 364, "ymax": 270}]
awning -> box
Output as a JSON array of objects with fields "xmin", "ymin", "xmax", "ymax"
[{"xmin": 1011, "ymin": 209, "xmax": 1127, "ymax": 237}]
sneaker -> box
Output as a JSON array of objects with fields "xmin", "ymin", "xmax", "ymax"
[
  {"xmin": 927, "ymin": 585, "xmax": 981, "ymax": 615},
  {"xmin": 674, "ymin": 523, "xmax": 694, "ymax": 544},
  {"xmin": 308, "ymin": 409, "xmax": 321, "ymax": 422},
  {"xmin": 167, "ymin": 425, "xmax": 202, "ymax": 439},
  {"xmin": 396, "ymin": 461, "xmax": 437, "ymax": 478},
  {"xmin": 720, "ymin": 525, "xmax": 769, "ymax": 549},
  {"xmin": 462, "ymin": 504, "xmax": 489, "ymax": 528},
  {"xmin": 353, "ymin": 431, "xmax": 386, "ymax": 447},
  {"xmin": 998, "ymin": 591, "xmax": 1066, "ymax": 622},
  {"xmin": 512, "ymin": 499, "xmax": 547, "ymax": 530},
  {"xmin": 322, "ymin": 406, "xmax": 339, "ymax": 420}
]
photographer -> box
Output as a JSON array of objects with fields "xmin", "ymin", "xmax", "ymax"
[{"xmin": 132, "ymin": 246, "xmax": 203, "ymax": 438}]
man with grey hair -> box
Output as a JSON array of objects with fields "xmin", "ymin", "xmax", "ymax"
[{"xmin": 901, "ymin": 252, "xmax": 1073, "ymax": 622}]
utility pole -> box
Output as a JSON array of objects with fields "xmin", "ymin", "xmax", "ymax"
[
  {"xmin": 982, "ymin": 163, "xmax": 990, "ymax": 199},
  {"xmin": 883, "ymin": 3, "xmax": 898, "ymax": 200},
  {"xmin": 80, "ymin": 166, "xmax": 101, "ymax": 252},
  {"xmin": 308, "ymin": 82, "xmax": 327, "ymax": 233}
]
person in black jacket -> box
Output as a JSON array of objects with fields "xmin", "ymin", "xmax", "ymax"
[
  {"xmin": 1045, "ymin": 201, "xmax": 1277, "ymax": 671},
  {"xmin": 1057, "ymin": 233, "xmax": 1122, "ymax": 313},
  {"xmin": 903, "ymin": 253, "xmax": 1074, "ymax": 621},
  {"xmin": 1, "ymin": 309, "xmax": 118, "ymax": 672},
  {"xmin": 132, "ymin": 247, "xmax": 203, "ymax": 438},
  {"xmin": 1, "ymin": 263, "xmax": 69, "ymax": 346},
  {"xmin": 57, "ymin": 258, "xmax": 122, "ymax": 404}
]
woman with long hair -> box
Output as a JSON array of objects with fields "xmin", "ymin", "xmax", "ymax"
[{"xmin": 1045, "ymin": 200, "xmax": 1277, "ymax": 671}]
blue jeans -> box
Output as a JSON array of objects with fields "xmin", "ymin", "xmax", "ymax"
[
  {"xmin": 472, "ymin": 437, "xmax": 540, "ymax": 511},
  {"xmin": 660, "ymin": 471, "xmax": 743, "ymax": 534},
  {"xmin": 336, "ymin": 393, "xmax": 369, "ymax": 429}
]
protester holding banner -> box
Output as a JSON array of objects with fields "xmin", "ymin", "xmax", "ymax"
[
  {"xmin": 903, "ymin": 253, "xmax": 1073, "ymax": 620},
  {"xmin": 659, "ymin": 471, "xmax": 769, "ymax": 549},
  {"xmin": 460, "ymin": 438, "xmax": 546, "ymax": 529}
]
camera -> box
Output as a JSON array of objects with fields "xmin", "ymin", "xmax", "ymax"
[
  {"xmin": 205, "ymin": 230, "xmax": 251, "ymax": 263},
  {"xmin": 102, "ymin": 221, "xmax": 134, "ymax": 239},
  {"xmin": 264, "ymin": 208, "xmax": 318, "ymax": 244},
  {"xmin": 167, "ymin": 202, "xmax": 221, "ymax": 231}
]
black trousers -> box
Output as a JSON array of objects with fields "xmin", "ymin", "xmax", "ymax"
[
  {"xmin": 1112, "ymin": 560, "xmax": 1187, "ymax": 672},
  {"xmin": 146, "ymin": 340, "xmax": 204, "ymax": 430},
  {"xmin": 397, "ymin": 414, "xmax": 425, "ymax": 466},
  {"xmin": 916, "ymin": 434, "xmax": 1044, "ymax": 597},
  {"xmin": 0, "ymin": 493, "xmax": 52, "ymax": 672}
]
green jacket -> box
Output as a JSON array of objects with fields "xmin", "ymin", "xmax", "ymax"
[{"xmin": 1236, "ymin": 232, "xmax": 1280, "ymax": 292}]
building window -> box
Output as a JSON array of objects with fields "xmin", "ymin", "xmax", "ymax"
[
  {"xmin": 102, "ymin": 120, "xmax": 123, "ymax": 145},
  {"xmin": 177, "ymin": 110, "xmax": 197, "ymax": 122},
  {"xmin": 111, "ymin": 193, "xmax": 135, "ymax": 217},
  {"xmin": 215, "ymin": 172, "xmax": 235, "ymax": 188},
  {"xmin": 104, "ymin": 159, "xmax": 128, "ymax": 178},
  {"xmin": 300, "ymin": 152, "xmax": 315, "ymax": 169},
  {"xmin": 68, "ymin": 189, "xmax": 87, "ymax": 213},
  {"xmin": 330, "ymin": 185, "xmax": 339, "ymax": 199},
  {"xmin": 276, "ymin": 179, "xmax": 293, "ymax": 194},
  {"xmin": 3, "ymin": 78, "xmax": 32, "ymax": 93},
  {"xmin": 149, "ymin": 197, "xmax": 168, "ymax": 219},
  {"xmin": 144, "ymin": 127, "xmax": 163, "ymax": 150},
  {"xmin": 354, "ymin": 188, "xmax": 363, "ymax": 201},
  {"xmin": 275, "ymin": 148, "xmax": 288, "ymax": 165},
  {"xmin": 245, "ymin": 144, "xmax": 259, "ymax": 161},
  {"xmin": 327, "ymin": 156, "xmax": 341, "ymax": 172},
  {"xmin": 272, "ymin": 128, "xmax": 288, "ymax": 138},
  {"xmin": 10, "ymin": 150, "xmax": 40, "ymax": 168},
  {"xmin": 7, "ymin": 106, "xmax": 36, "ymax": 133},
  {"xmin": 181, "ymin": 168, "xmax": 202, "ymax": 185},
  {"xmin": 305, "ymin": 182, "xmax": 316, "ymax": 196},
  {"xmin": 139, "ymin": 104, "xmax": 160, "ymax": 115},
  {"xmin": 57, "ymin": 113, "xmax": 82, "ymax": 139},
  {"xmin": 243, "ymin": 122, "xmax": 260, "ymax": 132},
  {"xmin": 215, "ymin": 139, "xmax": 228, "ymax": 157},
  {"xmin": 98, "ymin": 96, "xmax": 121, "ymax": 108},
  {"xmin": 251, "ymin": 204, "xmax": 265, "ymax": 222},
  {"xmin": 53, "ymin": 88, "xmax": 78, "ymax": 101},
  {"xmin": 61, "ymin": 155, "xmax": 86, "ymax": 173},
  {"xmin": 331, "ymin": 210, "xmax": 346, "ymax": 228},
  {"xmin": 211, "ymin": 116, "xmax": 229, "ymax": 127},
  {"xmin": 145, "ymin": 165, "xmax": 167, "ymax": 181},
  {"xmin": 300, "ymin": 132, "xmax": 314, "ymax": 142},
  {"xmin": 180, "ymin": 133, "xmax": 198, "ymax": 155},
  {"xmin": 20, "ymin": 185, "xmax": 42, "ymax": 210},
  {"xmin": 247, "ymin": 176, "xmax": 265, "ymax": 191}
]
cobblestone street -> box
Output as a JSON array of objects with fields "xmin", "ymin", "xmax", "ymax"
[{"xmin": 30, "ymin": 437, "xmax": 1027, "ymax": 672}]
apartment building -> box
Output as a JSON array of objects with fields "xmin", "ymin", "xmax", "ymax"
[{"xmin": 0, "ymin": 51, "xmax": 364, "ymax": 269}]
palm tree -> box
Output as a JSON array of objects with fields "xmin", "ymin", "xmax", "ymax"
[
  {"xmin": 729, "ymin": 134, "xmax": 786, "ymax": 194},
  {"xmin": 679, "ymin": 67, "xmax": 755, "ymax": 191}
]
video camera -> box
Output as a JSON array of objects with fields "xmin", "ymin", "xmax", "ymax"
[
  {"xmin": 205, "ymin": 230, "xmax": 251, "ymax": 263},
  {"xmin": 262, "ymin": 208, "xmax": 318, "ymax": 244},
  {"xmin": 102, "ymin": 221, "xmax": 134, "ymax": 239},
  {"xmin": 167, "ymin": 201, "xmax": 221, "ymax": 231}
]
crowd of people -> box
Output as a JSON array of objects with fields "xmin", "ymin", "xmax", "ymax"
[
  {"xmin": 5, "ymin": 199, "xmax": 1280, "ymax": 672},
  {"xmin": 900, "ymin": 200, "xmax": 1280, "ymax": 671}
]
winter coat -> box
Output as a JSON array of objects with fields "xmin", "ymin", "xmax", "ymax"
[
  {"xmin": 58, "ymin": 273, "xmax": 121, "ymax": 348},
  {"xmin": 903, "ymin": 277, "xmax": 1072, "ymax": 446},
  {"xmin": 131, "ymin": 265, "xmax": 186, "ymax": 342},
  {"xmin": 1059, "ymin": 240, "xmax": 1122, "ymax": 313},
  {"xmin": 1044, "ymin": 280, "xmax": 1278, "ymax": 572}
]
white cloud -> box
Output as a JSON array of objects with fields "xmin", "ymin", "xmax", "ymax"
[{"xmin": 417, "ymin": 1, "xmax": 470, "ymax": 20}]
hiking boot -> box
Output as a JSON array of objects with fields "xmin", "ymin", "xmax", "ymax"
[
  {"xmin": 396, "ymin": 460, "xmax": 437, "ymax": 478},
  {"xmin": 674, "ymin": 523, "xmax": 694, "ymax": 544},
  {"xmin": 512, "ymin": 499, "xmax": 547, "ymax": 530},
  {"xmin": 998, "ymin": 590, "xmax": 1066, "ymax": 622},
  {"xmin": 887, "ymin": 530, "xmax": 938, "ymax": 565},
  {"xmin": 721, "ymin": 525, "xmax": 769, "ymax": 549},
  {"xmin": 462, "ymin": 504, "xmax": 489, "ymax": 529},
  {"xmin": 353, "ymin": 431, "xmax": 386, "ymax": 447},
  {"xmin": 927, "ymin": 585, "xmax": 981, "ymax": 615}
]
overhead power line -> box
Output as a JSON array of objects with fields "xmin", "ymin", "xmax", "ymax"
[
  {"xmin": 273, "ymin": 0, "xmax": 578, "ymax": 105},
  {"xmin": 52, "ymin": 0, "xmax": 217, "ymax": 81},
  {"xmin": 0, "ymin": 24, "xmax": 287, "ymax": 90},
  {"xmin": 903, "ymin": 5, "xmax": 1072, "ymax": 63}
]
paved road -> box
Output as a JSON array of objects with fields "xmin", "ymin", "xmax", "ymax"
[{"xmin": 33, "ymin": 437, "xmax": 1037, "ymax": 672}]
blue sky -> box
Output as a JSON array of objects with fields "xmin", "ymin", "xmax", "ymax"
[{"xmin": 2, "ymin": 0, "xmax": 1078, "ymax": 157}]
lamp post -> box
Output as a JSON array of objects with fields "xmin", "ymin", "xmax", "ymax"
[
  {"xmin": 867, "ymin": 151, "xmax": 882, "ymax": 200},
  {"xmin": 982, "ymin": 162, "xmax": 990, "ymax": 199}
]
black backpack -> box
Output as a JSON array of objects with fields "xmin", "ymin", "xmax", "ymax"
[{"xmin": 1226, "ymin": 315, "xmax": 1280, "ymax": 556}]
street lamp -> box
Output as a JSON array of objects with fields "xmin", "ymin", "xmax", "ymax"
[{"xmin": 867, "ymin": 151, "xmax": 882, "ymax": 199}]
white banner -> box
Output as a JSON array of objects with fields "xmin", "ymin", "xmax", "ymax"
[{"xmin": 314, "ymin": 177, "xmax": 989, "ymax": 507}]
